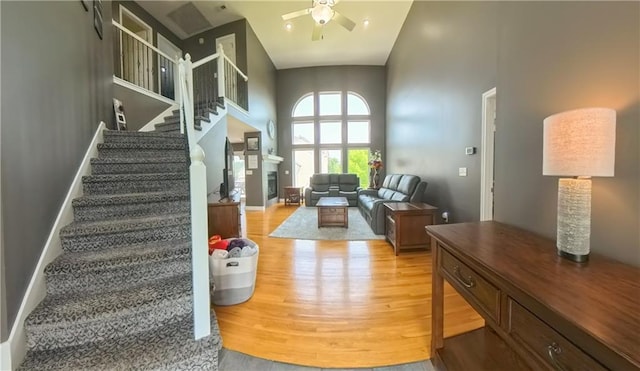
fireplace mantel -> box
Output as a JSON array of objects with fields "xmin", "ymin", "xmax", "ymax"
[{"xmin": 263, "ymin": 154, "xmax": 284, "ymax": 164}]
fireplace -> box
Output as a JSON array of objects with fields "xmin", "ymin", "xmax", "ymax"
[{"xmin": 267, "ymin": 172, "xmax": 277, "ymax": 200}]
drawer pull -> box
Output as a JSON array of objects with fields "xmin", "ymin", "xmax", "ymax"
[
  {"xmin": 547, "ymin": 342, "xmax": 568, "ymax": 371},
  {"xmin": 453, "ymin": 266, "xmax": 476, "ymax": 288}
]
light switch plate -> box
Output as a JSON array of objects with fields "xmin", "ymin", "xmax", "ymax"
[{"xmin": 459, "ymin": 167, "xmax": 468, "ymax": 177}]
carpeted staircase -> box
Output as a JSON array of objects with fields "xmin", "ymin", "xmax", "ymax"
[
  {"xmin": 18, "ymin": 130, "xmax": 222, "ymax": 370},
  {"xmin": 155, "ymin": 100, "xmax": 224, "ymax": 133}
]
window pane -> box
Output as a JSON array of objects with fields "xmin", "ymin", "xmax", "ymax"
[
  {"xmin": 347, "ymin": 93, "xmax": 370, "ymax": 115},
  {"xmin": 347, "ymin": 149, "xmax": 370, "ymax": 188},
  {"xmin": 292, "ymin": 122, "xmax": 314, "ymax": 145},
  {"xmin": 347, "ymin": 121, "xmax": 370, "ymax": 144},
  {"xmin": 293, "ymin": 94, "xmax": 314, "ymax": 117},
  {"xmin": 320, "ymin": 121, "xmax": 342, "ymax": 144},
  {"xmin": 319, "ymin": 92, "xmax": 341, "ymax": 116},
  {"xmin": 320, "ymin": 149, "xmax": 342, "ymax": 173},
  {"xmin": 293, "ymin": 150, "xmax": 315, "ymax": 187}
]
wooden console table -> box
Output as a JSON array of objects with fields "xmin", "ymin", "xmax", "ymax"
[
  {"xmin": 426, "ymin": 222, "xmax": 640, "ymax": 371},
  {"xmin": 384, "ymin": 202, "xmax": 437, "ymax": 255}
]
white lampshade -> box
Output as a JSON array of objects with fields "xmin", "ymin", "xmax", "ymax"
[
  {"xmin": 311, "ymin": 4, "xmax": 334, "ymax": 24},
  {"xmin": 543, "ymin": 108, "xmax": 616, "ymax": 177}
]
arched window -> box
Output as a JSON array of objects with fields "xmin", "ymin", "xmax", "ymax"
[
  {"xmin": 292, "ymin": 93, "xmax": 314, "ymax": 117},
  {"xmin": 347, "ymin": 92, "xmax": 370, "ymax": 115},
  {"xmin": 291, "ymin": 91, "xmax": 372, "ymax": 188}
]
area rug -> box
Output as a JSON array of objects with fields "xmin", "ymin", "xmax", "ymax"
[{"xmin": 269, "ymin": 207, "xmax": 385, "ymax": 241}]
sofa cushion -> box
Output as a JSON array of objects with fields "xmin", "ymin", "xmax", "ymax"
[
  {"xmin": 310, "ymin": 174, "xmax": 331, "ymax": 192},
  {"xmin": 338, "ymin": 174, "xmax": 359, "ymax": 192},
  {"xmin": 397, "ymin": 175, "xmax": 420, "ymax": 195}
]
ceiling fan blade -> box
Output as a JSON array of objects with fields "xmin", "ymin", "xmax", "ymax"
[
  {"xmin": 311, "ymin": 22, "xmax": 323, "ymax": 41},
  {"xmin": 282, "ymin": 8, "xmax": 311, "ymax": 21},
  {"xmin": 332, "ymin": 11, "xmax": 356, "ymax": 31}
]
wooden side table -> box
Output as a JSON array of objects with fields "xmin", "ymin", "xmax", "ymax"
[
  {"xmin": 284, "ymin": 186, "xmax": 302, "ymax": 206},
  {"xmin": 384, "ymin": 202, "xmax": 437, "ymax": 255}
]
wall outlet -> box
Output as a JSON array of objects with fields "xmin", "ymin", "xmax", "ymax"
[
  {"xmin": 285, "ymin": 170, "xmax": 289, "ymax": 175},
  {"xmin": 458, "ymin": 167, "xmax": 468, "ymax": 176},
  {"xmin": 465, "ymin": 147, "xmax": 476, "ymax": 155},
  {"xmin": 442, "ymin": 211, "xmax": 449, "ymax": 223}
]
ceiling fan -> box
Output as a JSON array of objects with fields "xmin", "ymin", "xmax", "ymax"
[{"xmin": 281, "ymin": 0, "xmax": 356, "ymax": 41}]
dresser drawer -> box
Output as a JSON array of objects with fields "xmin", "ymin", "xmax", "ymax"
[
  {"xmin": 506, "ymin": 297, "xmax": 607, "ymax": 371},
  {"xmin": 440, "ymin": 246, "xmax": 500, "ymax": 322}
]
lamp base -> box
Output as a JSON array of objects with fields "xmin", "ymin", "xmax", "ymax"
[
  {"xmin": 556, "ymin": 178, "xmax": 592, "ymax": 260},
  {"xmin": 557, "ymin": 249, "xmax": 589, "ymax": 263}
]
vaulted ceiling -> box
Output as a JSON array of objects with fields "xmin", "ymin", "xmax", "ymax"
[{"xmin": 137, "ymin": 1, "xmax": 413, "ymax": 69}]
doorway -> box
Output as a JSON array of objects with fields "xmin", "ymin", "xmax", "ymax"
[
  {"xmin": 157, "ymin": 34, "xmax": 181, "ymax": 100},
  {"xmin": 215, "ymin": 34, "xmax": 238, "ymax": 103},
  {"xmin": 480, "ymin": 88, "xmax": 496, "ymax": 221},
  {"xmin": 119, "ymin": 6, "xmax": 154, "ymax": 92}
]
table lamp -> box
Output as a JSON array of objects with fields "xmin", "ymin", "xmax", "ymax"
[{"xmin": 543, "ymin": 108, "xmax": 616, "ymax": 262}]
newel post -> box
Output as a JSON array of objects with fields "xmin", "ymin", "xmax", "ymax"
[
  {"xmin": 217, "ymin": 44, "xmax": 226, "ymax": 100},
  {"xmin": 190, "ymin": 144, "xmax": 210, "ymax": 339}
]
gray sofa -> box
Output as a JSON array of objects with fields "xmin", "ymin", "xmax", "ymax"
[
  {"xmin": 357, "ymin": 174, "xmax": 427, "ymax": 234},
  {"xmin": 304, "ymin": 174, "xmax": 361, "ymax": 206}
]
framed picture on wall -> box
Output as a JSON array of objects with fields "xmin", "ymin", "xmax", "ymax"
[
  {"xmin": 93, "ymin": 0, "xmax": 103, "ymax": 40},
  {"xmin": 246, "ymin": 137, "xmax": 260, "ymax": 151}
]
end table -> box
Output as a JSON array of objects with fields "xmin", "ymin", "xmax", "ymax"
[
  {"xmin": 284, "ymin": 186, "xmax": 302, "ymax": 206},
  {"xmin": 384, "ymin": 202, "xmax": 437, "ymax": 255}
]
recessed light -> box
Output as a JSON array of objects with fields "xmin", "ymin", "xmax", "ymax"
[
  {"xmin": 363, "ymin": 19, "xmax": 370, "ymax": 27},
  {"xmin": 285, "ymin": 23, "xmax": 293, "ymax": 31}
]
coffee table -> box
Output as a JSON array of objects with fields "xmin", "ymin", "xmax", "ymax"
[{"xmin": 316, "ymin": 197, "xmax": 349, "ymax": 228}]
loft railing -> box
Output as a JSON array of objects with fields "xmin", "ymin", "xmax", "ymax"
[
  {"xmin": 112, "ymin": 21, "xmax": 249, "ymax": 112},
  {"xmin": 217, "ymin": 45, "xmax": 249, "ymax": 110},
  {"xmin": 112, "ymin": 21, "xmax": 179, "ymax": 101},
  {"xmin": 176, "ymin": 45, "xmax": 248, "ymax": 340}
]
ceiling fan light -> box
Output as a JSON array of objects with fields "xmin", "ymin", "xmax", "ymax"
[{"xmin": 311, "ymin": 4, "xmax": 334, "ymax": 25}]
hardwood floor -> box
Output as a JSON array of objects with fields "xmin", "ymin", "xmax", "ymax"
[{"xmin": 213, "ymin": 203, "xmax": 483, "ymax": 368}]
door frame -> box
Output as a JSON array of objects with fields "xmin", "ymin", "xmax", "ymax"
[
  {"xmin": 215, "ymin": 34, "xmax": 236, "ymax": 63},
  {"xmin": 119, "ymin": 5, "xmax": 154, "ymax": 90},
  {"xmin": 480, "ymin": 87, "xmax": 496, "ymax": 221}
]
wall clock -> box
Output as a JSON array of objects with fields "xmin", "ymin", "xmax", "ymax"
[{"xmin": 267, "ymin": 120, "xmax": 276, "ymax": 139}]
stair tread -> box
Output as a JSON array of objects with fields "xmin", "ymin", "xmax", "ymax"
[
  {"xmin": 103, "ymin": 129, "xmax": 183, "ymax": 136},
  {"xmin": 60, "ymin": 213, "xmax": 190, "ymax": 237},
  {"xmin": 46, "ymin": 239, "xmax": 191, "ymax": 276},
  {"xmin": 83, "ymin": 172, "xmax": 188, "ymax": 182},
  {"xmin": 98, "ymin": 142, "xmax": 185, "ymax": 150},
  {"xmin": 19, "ymin": 311, "xmax": 221, "ymax": 370},
  {"xmin": 25, "ymin": 274, "xmax": 192, "ymax": 327},
  {"xmin": 73, "ymin": 191, "xmax": 189, "ymax": 207},
  {"xmin": 90, "ymin": 157, "xmax": 187, "ymax": 164}
]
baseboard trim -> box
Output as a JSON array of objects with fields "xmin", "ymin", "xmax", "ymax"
[
  {"xmin": 244, "ymin": 206, "xmax": 266, "ymax": 211},
  {"xmin": 6, "ymin": 122, "xmax": 106, "ymax": 369},
  {"xmin": 1, "ymin": 340, "xmax": 11, "ymax": 371}
]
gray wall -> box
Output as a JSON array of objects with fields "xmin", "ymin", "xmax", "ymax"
[
  {"xmin": 386, "ymin": 1, "xmax": 639, "ymax": 265},
  {"xmin": 113, "ymin": 84, "xmax": 171, "ymax": 131},
  {"xmin": 244, "ymin": 22, "xmax": 277, "ymax": 207},
  {"xmin": 1, "ymin": 0, "xmax": 114, "ymax": 339},
  {"xmin": 200, "ymin": 118, "xmax": 228, "ymax": 197},
  {"xmin": 386, "ymin": 1, "xmax": 497, "ymax": 223},
  {"xmin": 183, "ymin": 19, "xmax": 247, "ymax": 68},
  {"xmin": 276, "ymin": 66, "xmax": 387, "ymax": 191}
]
